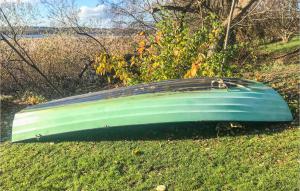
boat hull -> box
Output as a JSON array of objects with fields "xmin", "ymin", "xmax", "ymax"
[{"xmin": 12, "ymin": 79, "xmax": 293, "ymax": 142}]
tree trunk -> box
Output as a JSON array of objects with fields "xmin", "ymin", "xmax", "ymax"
[
  {"xmin": 208, "ymin": 0, "xmax": 259, "ymax": 56},
  {"xmin": 281, "ymin": 32, "xmax": 290, "ymax": 43},
  {"xmin": 221, "ymin": 0, "xmax": 236, "ymax": 75}
]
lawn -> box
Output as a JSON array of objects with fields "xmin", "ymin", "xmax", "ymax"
[
  {"xmin": 0, "ymin": 126, "xmax": 299, "ymax": 190},
  {"xmin": 0, "ymin": 39, "xmax": 299, "ymax": 190},
  {"xmin": 260, "ymin": 35, "xmax": 300, "ymax": 55}
]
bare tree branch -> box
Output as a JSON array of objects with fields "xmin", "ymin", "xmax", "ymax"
[{"xmin": 0, "ymin": 33, "xmax": 63, "ymax": 96}]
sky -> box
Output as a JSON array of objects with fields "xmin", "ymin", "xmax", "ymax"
[{"xmin": 0, "ymin": 0, "xmax": 114, "ymax": 27}]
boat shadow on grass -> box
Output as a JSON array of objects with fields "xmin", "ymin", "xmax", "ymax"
[{"xmin": 18, "ymin": 122, "xmax": 294, "ymax": 143}]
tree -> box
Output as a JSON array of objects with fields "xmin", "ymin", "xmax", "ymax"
[
  {"xmin": 107, "ymin": 0, "xmax": 261, "ymax": 53},
  {"xmin": 264, "ymin": 0, "xmax": 299, "ymax": 42},
  {"xmin": 233, "ymin": 0, "xmax": 300, "ymax": 43},
  {"xmin": 42, "ymin": 0, "xmax": 108, "ymax": 52}
]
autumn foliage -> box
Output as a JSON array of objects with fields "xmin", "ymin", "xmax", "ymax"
[{"xmin": 94, "ymin": 14, "xmax": 242, "ymax": 85}]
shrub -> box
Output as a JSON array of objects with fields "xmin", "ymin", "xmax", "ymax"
[
  {"xmin": 94, "ymin": 13, "xmax": 241, "ymax": 85},
  {"xmin": 21, "ymin": 91, "xmax": 47, "ymax": 105}
]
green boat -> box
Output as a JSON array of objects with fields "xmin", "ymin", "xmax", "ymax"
[{"xmin": 12, "ymin": 78, "xmax": 293, "ymax": 142}]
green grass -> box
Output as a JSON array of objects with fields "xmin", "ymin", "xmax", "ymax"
[
  {"xmin": 260, "ymin": 36, "xmax": 300, "ymax": 55},
  {"xmin": 0, "ymin": 127, "xmax": 299, "ymax": 190}
]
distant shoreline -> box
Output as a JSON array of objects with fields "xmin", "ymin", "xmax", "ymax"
[{"xmin": 16, "ymin": 33, "xmax": 135, "ymax": 39}]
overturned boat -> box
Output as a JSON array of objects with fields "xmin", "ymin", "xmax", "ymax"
[{"xmin": 12, "ymin": 78, "xmax": 293, "ymax": 142}]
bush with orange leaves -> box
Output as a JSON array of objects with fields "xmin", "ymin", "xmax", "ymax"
[{"xmin": 94, "ymin": 13, "xmax": 242, "ymax": 85}]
